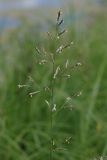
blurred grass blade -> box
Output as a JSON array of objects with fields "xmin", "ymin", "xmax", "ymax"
[{"xmin": 86, "ymin": 57, "xmax": 107, "ymax": 131}]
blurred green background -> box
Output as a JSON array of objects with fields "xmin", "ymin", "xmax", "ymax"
[{"xmin": 0, "ymin": 0, "xmax": 107, "ymax": 160}]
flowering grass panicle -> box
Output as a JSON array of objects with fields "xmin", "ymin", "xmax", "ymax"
[{"xmin": 18, "ymin": 10, "xmax": 82, "ymax": 160}]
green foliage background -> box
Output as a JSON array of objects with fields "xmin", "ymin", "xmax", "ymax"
[{"xmin": 0, "ymin": 7, "xmax": 107, "ymax": 160}]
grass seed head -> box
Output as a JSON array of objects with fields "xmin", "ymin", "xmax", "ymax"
[{"xmin": 57, "ymin": 10, "xmax": 62, "ymax": 22}]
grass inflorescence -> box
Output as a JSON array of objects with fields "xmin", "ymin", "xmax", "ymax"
[{"xmin": 0, "ymin": 7, "xmax": 107, "ymax": 160}]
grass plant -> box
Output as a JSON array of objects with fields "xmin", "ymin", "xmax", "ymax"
[{"xmin": 0, "ymin": 8, "xmax": 107, "ymax": 160}]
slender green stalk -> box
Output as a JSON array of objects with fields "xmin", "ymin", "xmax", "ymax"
[
  {"xmin": 50, "ymin": 54, "xmax": 55, "ymax": 160},
  {"xmin": 49, "ymin": 11, "xmax": 63, "ymax": 159}
]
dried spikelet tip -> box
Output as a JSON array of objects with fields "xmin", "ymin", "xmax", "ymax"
[
  {"xmin": 28, "ymin": 76, "xmax": 34, "ymax": 82},
  {"xmin": 64, "ymin": 41, "xmax": 74, "ymax": 49},
  {"xmin": 56, "ymin": 42, "xmax": 74, "ymax": 53},
  {"xmin": 64, "ymin": 74, "xmax": 71, "ymax": 79},
  {"xmin": 57, "ymin": 10, "xmax": 62, "ymax": 22},
  {"xmin": 45, "ymin": 100, "xmax": 50, "ymax": 107},
  {"xmin": 53, "ymin": 66, "xmax": 60, "ymax": 79},
  {"xmin": 52, "ymin": 104, "xmax": 56, "ymax": 112},
  {"xmin": 44, "ymin": 86, "xmax": 50, "ymax": 92},
  {"xmin": 70, "ymin": 41, "xmax": 74, "ymax": 45},
  {"xmin": 65, "ymin": 137, "xmax": 72, "ymax": 144},
  {"xmin": 39, "ymin": 59, "xmax": 47, "ymax": 65},
  {"xmin": 66, "ymin": 97, "xmax": 72, "ymax": 101},
  {"xmin": 57, "ymin": 29, "xmax": 67, "ymax": 38},
  {"xmin": 76, "ymin": 62, "xmax": 82, "ymax": 67},
  {"xmin": 58, "ymin": 19, "xmax": 64, "ymax": 26},
  {"xmin": 52, "ymin": 140, "xmax": 55, "ymax": 146},
  {"xmin": 29, "ymin": 91, "xmax": 40, "ymax": 98},
  {"xmin": 65, "ymin": 59, "xmax": 69, "ymax": 69},
  {"xmin": 56, "ymin": 45, "xmax": 63, "ymax": 53},
  {"xmin": 18, "ymin": 84, "xmax": 28, "ymax": 88},
  {"xmin": 35, "ymin": 47, "xmax": 41, "ymax": 55},
  {"xmin": 77, "ymin": 91, "xmax": 82, "ymax": 97}
]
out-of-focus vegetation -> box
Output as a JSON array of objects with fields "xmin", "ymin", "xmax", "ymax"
[{"xmin": 0, "ymin": 4, "xmax": 107, "ymax": 160}]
